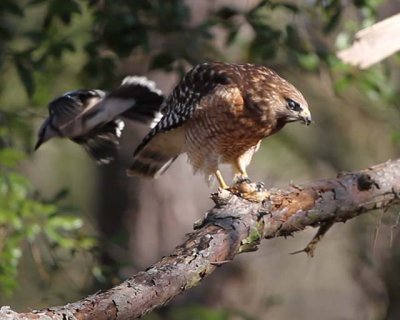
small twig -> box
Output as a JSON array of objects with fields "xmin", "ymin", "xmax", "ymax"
[
  {"xmin": 210, "ymin": 260, "xmax": 232, "ymax": 266},
  {"xmin": 290, "ymin": 220, "xmax": 334, "ymax": 257},
  {"xmin": 372, "ymin": 210, "xmax": 384, "ymax": 255}
]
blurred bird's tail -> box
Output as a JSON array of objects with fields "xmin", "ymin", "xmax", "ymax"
[
  {"xmin": 78, "ymin": 76, "xmax": 164, "ymax": 135},
  {"xmin": 72, "ymin": 120, "xmax": 125, "ymax": 164},
  {"xmin": 71, "ymin": 76, "xmax": 164, "ymax": 163},
  {"xmin": 126, "ymin": 128, "xmax": 184, "ymax": 178},
  {"xmin": 110, "ymin": 76, "xmax": 164, "ymax": 126}
]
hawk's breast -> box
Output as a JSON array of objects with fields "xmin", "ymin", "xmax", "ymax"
[{"xmin": 183, "ymin": 85, "xmax": 273, "ymax": 172}]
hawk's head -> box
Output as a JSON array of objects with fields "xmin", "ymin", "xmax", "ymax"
[
  {"xmin": 273, "ymin": 77, "xmax": 311, "ymax": 126},
  {"xmin": 245, "ymin": 67, "xmax": 311, "ymax": 128}
]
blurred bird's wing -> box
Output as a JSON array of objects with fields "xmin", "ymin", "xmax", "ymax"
[
  {"xmin": 48, "ymin": 94, "xmax": 86, "ymax": 129},
  {"xmin": 115, "ymin": 76, "xmax": 164, "ymax": 125},
  {"xmin": 75, "ymin": 76, "xmax": 164, "ymax": 132},
  {"xmin": 72, "ymin": 120, "xmax": 125, "ymax": 164},
  {"xmin": 49, "ymin": 89, "xmax": 105, "ymax": 135}
]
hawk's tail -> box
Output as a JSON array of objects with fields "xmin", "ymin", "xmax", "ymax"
[{"xmin": 126, "ymin": 129, "xmax": 184, "ymax": 178}]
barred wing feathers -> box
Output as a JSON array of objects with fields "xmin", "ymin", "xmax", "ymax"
[{"xmin": 127, "ymin": 62, "xmax": 237, "ymax": 177}]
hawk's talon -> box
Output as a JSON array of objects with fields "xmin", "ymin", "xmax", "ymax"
[
  {"xmin": 229, "ymin": 180, "xmax": 269, "ymax": 202},
  {"xmin": 233, "ymin": 176, "xmax": 253, "ymax": 185},
  {"xmin": 255, "ymin": 182, "xmax": 266, "ymax": 192}
]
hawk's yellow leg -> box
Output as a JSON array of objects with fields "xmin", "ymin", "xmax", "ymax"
[
  {"xmin": 233, "ymin": 160, "xmax": 248, "ymax": 183},
  {"xmin": 215, "ymin": 170, "xmax": 229, "ymax": 189}
]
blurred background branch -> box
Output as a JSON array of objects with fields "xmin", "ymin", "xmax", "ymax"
[{"xmin": 337, "ymin": 13, "xmax": 400, "ymax": 69}]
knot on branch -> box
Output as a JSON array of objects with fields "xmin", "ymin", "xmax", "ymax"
[{"xmin": 357, "ymin": 173, "xmax": 380, "ymax": 191}]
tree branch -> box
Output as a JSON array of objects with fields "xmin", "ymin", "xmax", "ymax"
[{"xmin": 2, "ymin": 159, "xmax": 400, "ymax": 320}]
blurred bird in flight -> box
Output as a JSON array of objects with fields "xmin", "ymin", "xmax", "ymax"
[{"xmin": 35, "ymin": 76, "xmax": 164, "ymax": 163}]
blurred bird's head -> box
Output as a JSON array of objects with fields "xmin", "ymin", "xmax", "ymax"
[
  {"xmin": 34, "ymin": 118, "xmax": 58, "ymax": 150},
  {"xmin": 34, "ymin": 89, "xmax": 106, "ymax": 151}
]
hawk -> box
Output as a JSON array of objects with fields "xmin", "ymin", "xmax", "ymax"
[
  {"xmin": 127, "ymin": 62, "xmax": 311, "ymax": 188},
  {"xmin": 35, "ymin": 76, "xmax": 164, "ymax": 163}
]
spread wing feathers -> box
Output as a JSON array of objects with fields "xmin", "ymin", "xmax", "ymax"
[
  {"xmin": 156, "ymin": 63, "xmax": 233, "ymax": 133},
  {"xmin": 48, "ymin": 89, "xmax": 105, "ymax": 131},
  {"xmin": 128, "ymin": 63, "xmax": 237, "ymax": 178},
  {"xmin": 72, "ymin": 120, "xmax": 125, "ymax": 164},
  {"xmin": 126, "ymin": 127, "xmax": 185, "ymax": 177}
]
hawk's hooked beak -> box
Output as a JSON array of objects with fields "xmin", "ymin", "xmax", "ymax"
[{"xmin": 299, "ymin": 110, "xmax": 312, "ymax": 126}]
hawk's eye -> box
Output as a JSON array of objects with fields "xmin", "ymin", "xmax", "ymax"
[{"xmin": 286, "ymin": 98, "xmax": 302, "ymax": 112}]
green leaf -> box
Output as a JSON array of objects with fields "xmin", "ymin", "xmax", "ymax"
[
  {"xmin": 44, "ymin": 0, "xmax": 82, "ymax": 27},
  {"xmin": 50, "ymin": 188, "xmax": 70, "ymax": 202},
  {"xmin": 26, "ymin": 223, "xmax": 41, "ymax": 241},
  {"xmin": 14, "ymin": 57, "xmax": 35, "ymax": 98},
  {"xmin": 24, "ymin": 31, "xmax": 45, "ymax": 43},
  {"xmin": 0, "ymin": 25, "xmax": 12, "ymax": 41},
  {"xmin": 248, "ymin": 0, "xmax": 271, "ymax": 16},
  {"xmin": 0, "ymin": 148, "xmax": 26, "ymax": 168},
  {"xmin": 226, "ymin": 28, "xmax": 239, "ymax": 45},
  {"xmin": 82, "ymin": 55, "xmax": 117, "ymax": 87},
  {"xmin": 0, "ymin": 1, "xmax": 24, "ymax": 17},
  {"xmin": 79, "ymin": 236, "xmax": 96, "ymax": 250},
  {"xmin": 285, "ymin": 25, "xmax": 308, "ymax": 54},
  {"xmin": 28, "ymin": 0, "xmax": 48, "ymax": 5},
  {"xmin": 297, "ymin": 53, "xmax": 320, "ymax": 71},
  {"xmin": 0, "ymin": 208, "xmax": 15, "ymax": 223},
  {"xmin": 334, "ymin": 75, "xmax": 352, "ymax": 93},
  {"xmin": 47, "ymin": 40, "xmax": 75, "ymax": 59},
  {"xmin": 271, "ymin": 2, "xmax": 299, "ymax": 12},
  {"xmin": 325, "ymin": 11, "xmax": 342, "ymax": 33},
  {"xmin": 47, "ymin": 215, "xmax": 83, "ymax": 231}
]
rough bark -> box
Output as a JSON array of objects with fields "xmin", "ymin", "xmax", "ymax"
[{"xmin": 2, "ymin": 159, "xmax": 400, "ymax": 320}]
